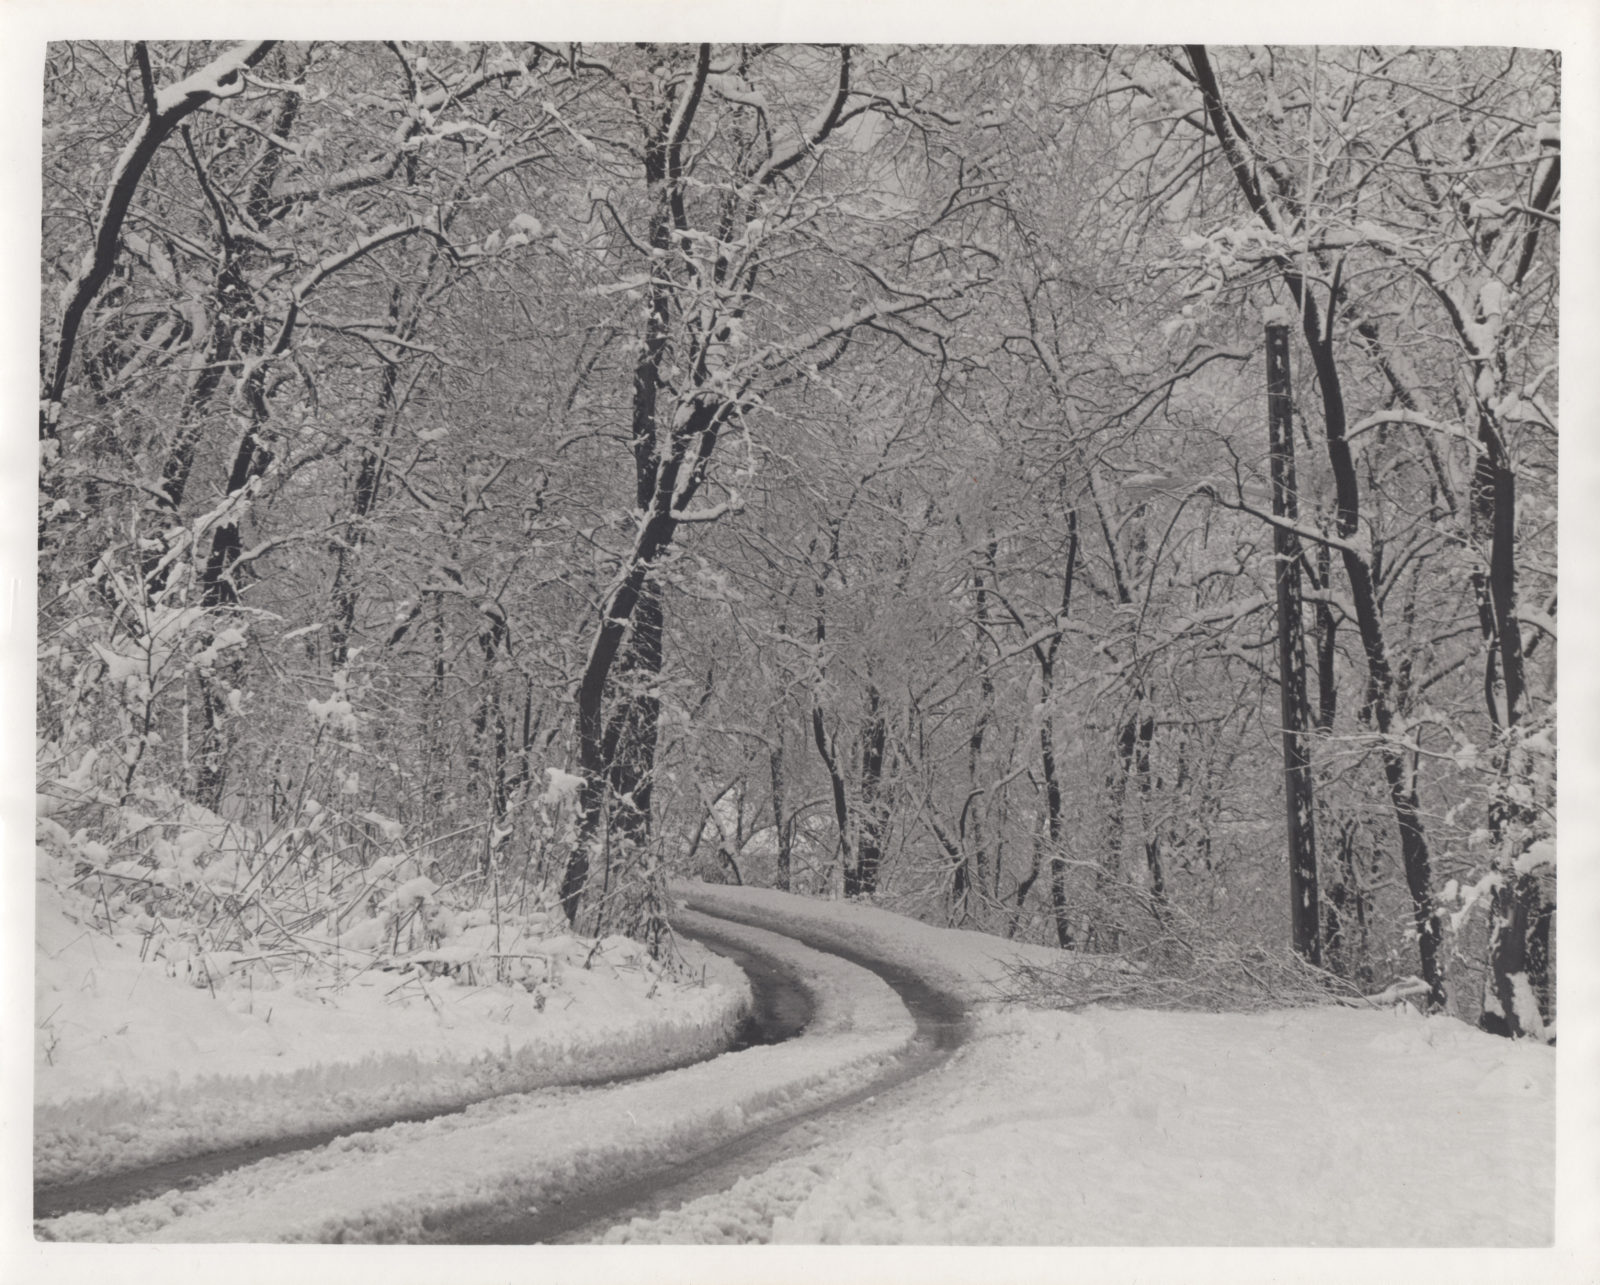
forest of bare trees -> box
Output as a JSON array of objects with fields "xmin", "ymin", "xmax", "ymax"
[{"xmin": 37, "ymin": 42, "xmax": 1557, "ymax": 1037}]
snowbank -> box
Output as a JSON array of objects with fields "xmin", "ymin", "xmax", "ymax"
[
  {"xmin": 36, "ymin": 910, "xmax": 917, "ymax": 1242},
  {"xmin": 35, "ymin": 878, "xmax": 750, "ymax": 1188}
]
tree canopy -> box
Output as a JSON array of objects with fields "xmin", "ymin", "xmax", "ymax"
[{"xmin": 38, "ymin": 41, "xmax": 1558, "ymax": 1038}]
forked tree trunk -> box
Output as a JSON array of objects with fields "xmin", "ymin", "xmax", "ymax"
[{"xmin": 40, "ymin": 42, "xmax": 276, "ymax": 461}]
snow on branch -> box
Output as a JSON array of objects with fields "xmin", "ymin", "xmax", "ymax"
[
  {"xmin": 741, "ymin": 45, "xmax": 852, "ymax": 194},
  {"xmin": 736, "ymin": 285, "xmax": 965, "ymax": 382},
  {"xmin": 152, "ymin": 41, "xmax": 270, "ymax": 114},
  {"xmin": 268, "ymin": 217, "xmax": 455, "ymax": 358},
  {"xmin": 672, "ymin": 497, "xmax": 746, "ymax": 524},
  {"xmin": 41, "ymin": 42, "xmax": 277, "ymax": 439},
  {"xmin": 1347, "ymin": 410, "xmax": 1479, "ymax": 449},
  {"xmin": 1199, "ymin": 484, "xmax": 1373, "ymax": 566},
  {"xmin": 665, "ymin": 45, "xmax": 712, "ymax": 156}
]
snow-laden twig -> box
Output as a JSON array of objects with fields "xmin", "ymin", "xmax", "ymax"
[
  {"xmin": 672, "ymin": 497, "xmax": 746, "ymax": 524},
  {"xmin": 42, "ymin": 42, "xmax": 276, "ymax": 439}
]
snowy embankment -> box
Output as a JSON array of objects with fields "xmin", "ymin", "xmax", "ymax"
[
  {"xmin": 35, "ymin": 878, "xmax": 752, "ymax": 1191},
  {"xmin": 35, "ymin": 906, "xmax": 918, "ymax": 1242},
  {"xmin": 624, "ymin": 883, "xmax": 1555, "ymax": 1246}
]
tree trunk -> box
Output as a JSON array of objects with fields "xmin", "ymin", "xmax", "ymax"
[
  {"xmin": 1131, "ymin": 712, "xmax": 1168, "ymax": 924},
  {"xmin": 813, "ymin": 697, "xmax": 855, "ymax": 896},
  {"xmin": 956, "ymin": 541, "xmax": 997, "ymax": 921},
  {"xmin": 1042, "ymin": 515, "xmax": 1079, "ymax": 949},
  {"xmin": 769, "ymin": 736, "xmax": 791, "ymax": 892},
  {"xmin": 1480, "ymin": 869, "xmax": 1553, "ymax": 1039},
  {"xmin": 604, "ymin": 577, "xmax": 664, "ymax": 856},
  {"xmin": 467, "ymin": 609, "xmax": 511, "ymax": 865},
  {"xmin": 1039, "ymin": 653, "xmax": 1072, "ymax": 948},
  {"xmin": 1186, "ymin": 44, "xmax": 1444, "ymax": 1008},
  {"xmin": 40, "ymin": 43, "xmax": 275, "ymax": 458},
  {"xmin": 1473, "ymin": 412, "xmax": 1551, "ymax": 1038},
  {"xmin": 1323, "ymin": 820, "xmax": 1372, "ymax": 984},
  {"xmin": 560, "ymin": 511, "xmax": 683, "ymax": 924},
  {"xmin": 1009, "ymin": 824, "xmax": 1045, "ymax": 941},
  {"xmin": 809, "ymin": 581, "xmax": 857, "ymax": 895},
  {"xmin": 856, "ymin": 684, "xmax": 888, "ymax": 897},
  {"xmin": 1266, "ymin": 316, "xmax": 1321, "ymax": 963}
]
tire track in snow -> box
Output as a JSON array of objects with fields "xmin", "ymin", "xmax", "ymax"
[
  {"xmin": 34, "ymin": 915, "xmax": 824, "ymax": 1225},
  {"xmin": 37, "ymin": 903, "xmax": 963, "ymax": 1243},
  {"xmin": 443, "ymin": 902, "xmax": 969, "ymax": 1244},
  {"xmin": 33, "ymin": 923, "xmax": 784, "ymax": 1222}
]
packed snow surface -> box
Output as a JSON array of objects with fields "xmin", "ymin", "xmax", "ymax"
[
  {"xmin": 34, "ymin": 875, "xmax": 751, "ymax": 1187},
  {"xmin": 33, "ymin": 879, "xmax": 1556, "ymax": 1254},
  {"xmin": 663, "ymin": 884, "xmax": 1555, "ymax": 1245},
  {"xmin": 36, "ymin": 906, "xmax": 916, "ymax": 1242}
]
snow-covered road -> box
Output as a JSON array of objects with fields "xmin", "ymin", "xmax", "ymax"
[
  {"xmin": 626, "ymin": 887, "xmax": 1557, "ymax": 1248},
  {"xmin": 34, "ymin": 913, "xmax": 815, "ymax": 1222},
  {"xmin": 31, "ymin": 883, "xmax": 1562, "ymax": 1260},
  {"xmin": 34, "ymin": 902, "xmax": 939, "ymax": 1242},
  {"xmin": 445, "ymin": 905, "xmax": 967, "ymax": 1242}
]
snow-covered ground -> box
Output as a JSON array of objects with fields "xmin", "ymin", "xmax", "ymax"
[
  {"xmin": 34, "ymin": 873, "xmax": 752, "ymax": 1188},
  {"xmin": 34, "ymin": 905, "xmax": 919, "ymax": 1242},
  {"xmin": 31, "ymin": 874, "xmax": 1566, "ymax": 1253},
  {"xmin": 663, "ymin": 885, "xmax": 1557, "ymax": 1246}
]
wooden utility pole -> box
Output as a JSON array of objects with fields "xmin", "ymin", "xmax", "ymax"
[{"xmin": 1265, "ymin": 311, "xmax": 1321, "ymax": 963}]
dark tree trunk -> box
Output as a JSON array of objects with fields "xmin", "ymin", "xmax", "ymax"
[
  {"xmin": 1266, "ymin": 318, "xmax": 1321, "ymax": 963},
  {"xmin": 468, "ymin": 609, "xmax": 512, "ymax": 867},
  {"xmin": 769, "ymin": 737, "xmax": 791, "ymax": 892},
  {"xmin": 856, "ymin": 684, "xmax": 888, "ymax": 897},
  {"xmin": 1090, "ymin": 495, "xmax": 1139, "ymax": 954},
  {"xmin": 1474, "ymin": 412, "xmax": 1551, "ymax": 1038},
  {"xmin": 814, "ymin": 698, "xmax": 855, "ymax": 895},
  {"xmin": 1093, "ymin": 716, "xmax": 1132, "ymax": 955},
  {"xmin": 561, "ymin": 509, "xmax": 686, "ymax": 924},
  {"xmin": 1305, "ymin": 310, "xmax": 1442, "ymax": 1006},
  {"xmin": 1186, "ymin": 45, "xmax": 1443, "ymax": 1008},
  {"xmin": 1312, "ymin": 542, "xmax": 1338, "ymax": 734},
  {"xmin": 1041, "ymin": 705, "xmax": 1071, "ymax": 949},
  {"xmin": 426, "ymin": 592, "xmax": 450, "ymax": 809},
  {"xmin": 40, "ymin": 42, "xmax": 276, "ymax": 457},
  {"xmin": 1131, "ymin": 713, "xmax": 1168, "ymax": 923},
  {"xmin": 809, "ymin": 587, "xmax": 857, "ymax": 895},
  {"xmin": 605, "ymin": 578, "xmax": 664, "ymax": 854},
  {"xmin": 1009, "ymin": 826, "xmax": 1045, "ymax": 941},
  {"xmin": 1323, "ymin": 820, "xmax": 1370, "ymax": 984},
  {"xmin": 955, "ymin": 540, "xmax": 997, "ymax": 921},
  {"xmin": 1037, "ymin": 514, "xmax": 1077, "ymax": 949},
  {"xmin": 1480, "ymin": 869, "xmax": 1554, "ymax": 1039}
]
